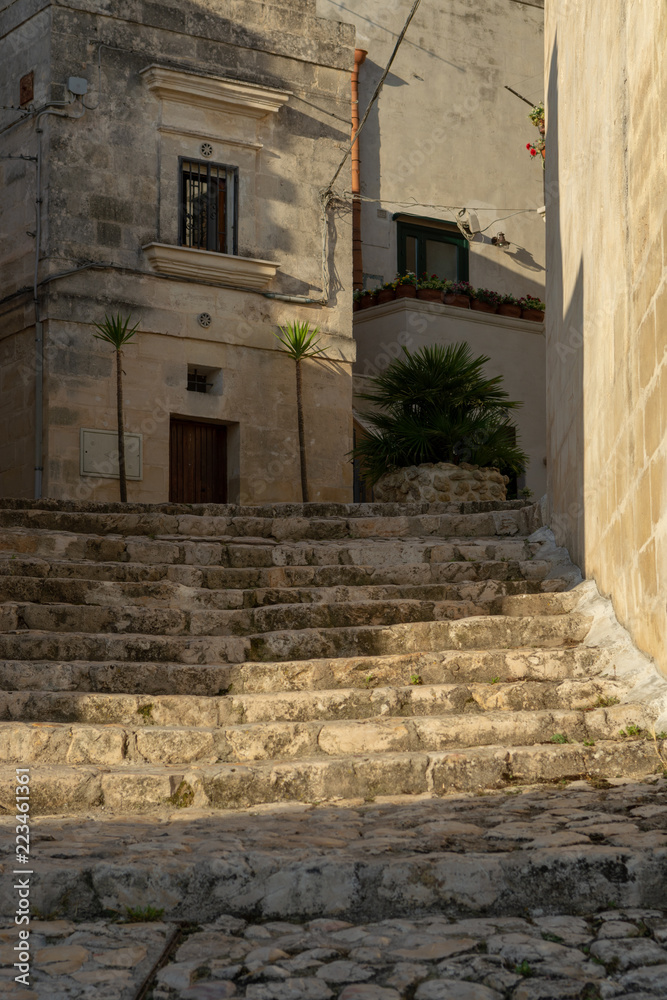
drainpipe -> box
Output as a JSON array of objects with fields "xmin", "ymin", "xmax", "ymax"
[{"xmin": 351, "ymin": 48, "xmax": 367, "ymax": 291}]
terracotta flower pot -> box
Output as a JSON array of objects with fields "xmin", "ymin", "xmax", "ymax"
[
  {"xmin": 395, "ymin": 284, "xmax": 417, "ymax": 298},
  {"xmin": 360, "ymin": 295, "xmax": 376, "ymax": 309},
  {"xmin": 353, "ymin": 300, "xmax": 361, "ymax": 312},
  {"xmin": 376, "ymin": 289, "xmax": 396, "ymax": 305},
  {"xmin": 416, "ymin": 288, "xmax": 442, "ymax": 301},
  {"xmin": 443, "ymin": 293, "xmax": 470, "ymax": 309},
  {"xmin": 521, "ymin": 308, "xmax": 545, "ymax": 322},
  {"xmin": 471, "ymin": 299, "xmax": 498, "ymax": 313},
  {"xmin": 498, "ymin": 303, "xmax": 522, "ymax": 318}
]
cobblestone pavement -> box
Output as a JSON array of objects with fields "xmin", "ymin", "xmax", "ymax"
[
  {"xmin": 2, "ymin": 778, "xmax": 667, "ymax": 997},
  {"xmin": 2, "ymin": 777, "xmax": 667, "ymax": 924},
  {"xmin": 4, "ymin": 905, "xmax": 667, "ymax": 1000}
]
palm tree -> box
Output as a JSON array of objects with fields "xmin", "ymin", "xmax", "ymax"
[
  {"xmin": 353, "ymin": 342, "xmax": 528, "ymax": 486},
  {"xmin": 275, "ymin": 321, "xmax": 328, "ymax": 502},
  {"xmin": 93, "ymin": 314, "xmax": 139, "ymax": 502}
]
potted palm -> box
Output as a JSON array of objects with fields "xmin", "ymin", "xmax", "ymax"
[
  {"xmin": 352, "ymin": 342, "xmax": 527, "ymax": 488},
  {"xmin": 443, "ymin": 280, "xmax": 473, "ymax": 308},
  {"xmin": 497, "ymin": 293, "xmax": 522, "ymax": 318},
  {"xmin": 92, "ymin": 313, "xmax": 139, "ymax": 503},
  {"xmin": 519, "ymin": 295, "xmax": 545, "ymax": 321},
  {"xmin": 471, "ymin": 287, "xmax": 501, "ymax": 313},
  {"xmin": 417, "ymin": 273, "xmax": 444, "ymax": 301},
  {"xmin": 395, "ymin": 272, "xmax": 417, "ymax": 299}
]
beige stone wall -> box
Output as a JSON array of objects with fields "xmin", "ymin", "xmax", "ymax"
[
  {"xmin": 318, "ymin": 0, "xmax": 546, "ymax": 300},
  {"xmin": 0, "ymin": 0, "xmax": 356, "ymax": 503},
  {"xmin": 545, "ymin": 2, "xmax": 667, "ymax": 673}
]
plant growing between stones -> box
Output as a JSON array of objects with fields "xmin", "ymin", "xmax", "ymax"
[
  {"xmin": 275, "ymin": 321, "xmax": 329, "ymax": 503},
  {"xmin": 514, "ymin": 960, "xmax": 534, "ymax": 977},
  {"xmin": 92, "ymin": 313, "xmax": 139, "ymax": 503},
  {"xmin": 550, "ymin": 733, "xmax": 569, "ymax": 744},
  {"xmin": 409, "ymin": 674, "xmax": 423, "ymax": 685},
  {"xmin": 137, "ymin": 703, "xmax": 153, "ymax": 722},
  {"xmin": 352, "ymin": 343, "xmax": 527, "ymax": 486},
  {"xmin": 124, "ymin": 905, "xmax": 165, "ymax": 922}
]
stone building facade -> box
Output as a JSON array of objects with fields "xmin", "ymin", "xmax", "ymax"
[
  {"xmin": 0, "ymin": 0, "xmax": 355, "ymax": 503},
  {"xmin": 545, "ymin": 0, "xmax": 667, "ymax": 674},
  {"xmin": 318, "ymin": 0, "xmax": 548, "ymax": 497}
]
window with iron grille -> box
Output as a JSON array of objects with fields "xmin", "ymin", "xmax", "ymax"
[
  {"xmin": 187, "ymin": 367, "xmax": 212, "ymax": 393},
  {"xmin": 179, "ymin": 159, "xmax": 238, "ymax": 255}
]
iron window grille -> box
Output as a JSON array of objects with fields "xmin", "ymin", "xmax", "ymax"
[
  {"xmin": 187, "ymin": 368, "xmax": 212, "ymax": 393},
  {"xmin": 179, "ymin": 158, "xmax": 238, "ymax": 255},
  {"xmin": 396, "ymin": 219, "xmax": 469, "ymax": 282}
]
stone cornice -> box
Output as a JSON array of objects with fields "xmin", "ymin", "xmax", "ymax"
[
  {"xmin": 140, "ymin": 65, "xmax": 291, "ymax": 118},
  {"xmin": 142, "ymin": 243, "xmax": 280, "ymax": 290},
  {"xmin": 353, "ymin": 297, "xmax": 545, "ymax": 335}
]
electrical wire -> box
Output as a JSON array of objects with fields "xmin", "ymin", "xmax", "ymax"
[{"xmin": 324, "ymin": 0, "xmax": 423, "ymax": 196}]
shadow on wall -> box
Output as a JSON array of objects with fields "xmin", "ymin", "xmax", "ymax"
[{"xmin": 545, "ymin": 34, "xmax": 585, "ymax": 571}]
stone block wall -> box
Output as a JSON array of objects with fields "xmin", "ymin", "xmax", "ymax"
[
  {"xmin": 545, "ymin": 0, "xmax": 667, "ymax": 674},
  {"xmin": 374, "ymin": 462, "xmax": 508, "ymax": 504}
]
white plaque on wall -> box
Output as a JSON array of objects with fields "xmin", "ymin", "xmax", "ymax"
[{"xmin": 80, "ymin": 429, "xmax": 143, "ymax": 480}]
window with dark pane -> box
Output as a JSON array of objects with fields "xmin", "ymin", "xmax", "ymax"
[
  {"xmin": 179, "ymin": 159, "xmax": 238, "ymax": 254},
  {"xmin": 187, "ymin": 367, "xmax": 212, "ymax": 393},
  {"xmin": 397, "ymin": 219, "xmax": 468, "ymax": 282}
]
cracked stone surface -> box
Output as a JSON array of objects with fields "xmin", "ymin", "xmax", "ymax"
[{"xmin": 4, "ymin": 905, "xmax": 667, "ymax": 999}]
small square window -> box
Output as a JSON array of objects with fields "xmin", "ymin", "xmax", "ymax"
[
  {"xmin": 187, "ymin": 367, "xmax": 212, "ymax": 393},
  {"xmin": 179, "ymin": 158, "xmax": 238, "ymax": 255}
]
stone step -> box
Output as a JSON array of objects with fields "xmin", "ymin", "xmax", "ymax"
[
  {"xmin": 0, "ymin": 530, "xmax": 544, "ymax": 568},
  {"xmin": 0, "ymin": 574, "xmax": 565, "ymax": 609},
  {"xmin": 0, "ymin": 612, "xmax": 594, "ymax": 664},
  {"xmin": 0, "ymin": 704, "xmax": 650, "ymax": 766},
  {"xmin": 0, "ymin": 678, "xmax": 631, "ymax": 726},
  {"xmin": 0, "ymin": 645, "xmax": 610, "ymax": 695},
  {"xmin": 0, "ymin": 503, "xmax": 540, "ymax": 541},
  {"xmin": 0, "ymin": 554, "xmax": 554, "ymax": 588},
  {"xmin": 0, "ymin": 738, "xmax": 661, "ymax": 815},
  {"xmin": 2, "ymin": 592, "xmax": 579, "ymax": 636}
]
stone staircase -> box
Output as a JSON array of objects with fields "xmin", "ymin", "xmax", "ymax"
[{"xmin": 0, "ymin": 497, "xmax": 661, "ymax": 821}]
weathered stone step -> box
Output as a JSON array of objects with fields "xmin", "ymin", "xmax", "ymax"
[
  {"xmin": 0, "ymin": 530, "xmax": 543, "ymax": 568},
  {"xmin": 3, "ymin": 592, "xmax": 578, "ymax": 636},
  {"xmin": 0, "ymin": 738, "xmax": 661, "ymax": 814},
  {"xmin": 0, "ymin": 504, "xmax": 540, "ymax": 541},
  {"xmin": 0, "ymin": 704, "xmax": 650, "ymax": 765},
  {"xmin": 0, "ymin": 646, "xmax": 609, "ymax": 696},
  {"xmin": 0, "ymin": 678, "xmax": 631, "ymax": 726},
  {"xmin": 0, "ymin": 574, "xmax": 565, "ymax": 609},
  {"xmin": 0, "ymin": 555, "xmax": 553, "ymax": 588},
  {"xmin": 0, "ymin": 612, "xmax": 594, "ymax": 664}
]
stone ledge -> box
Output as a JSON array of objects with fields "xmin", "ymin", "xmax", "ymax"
[
  {"xmin": 142, "ymin": 243, "xmax": 280, "ymax": 289},
  {"xmin": 140, "ymin": 64, "xmax": 291, "ymax": 117},
  {"xmin": 354, "ymin": 296, "xmax": 545, "ymax": 334}
]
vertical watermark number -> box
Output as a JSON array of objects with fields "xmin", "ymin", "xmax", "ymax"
[{"xmin": 13, "ymin": 768, "xmax": 32, "ymax": 987}]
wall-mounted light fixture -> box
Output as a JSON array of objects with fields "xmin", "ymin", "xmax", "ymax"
[{"xmin": 491, "ymin": 232, "xmax": 510, "ymax": 248}]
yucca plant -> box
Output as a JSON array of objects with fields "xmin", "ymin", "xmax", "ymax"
[
  {"xmin": 353, "ymin": 343, "xmax": 527, "ymax": 486},
  {"xmin": 93, "ymin": 313, "xmax": 139, "ymax": 502},
  {"xmin": 275, "ymin": 321, "xmax": 328, "ymax": 502}
]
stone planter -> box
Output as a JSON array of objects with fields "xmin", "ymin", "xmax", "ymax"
[
  {"xmin": 443, "ymin": 293, "xmax": 470, "ymax": 309},
  {"xmin": 416, "ymin": 288, "xmax": 442, "ymax": 302},
  {"xmin": 360, "ymin": 295, "xmax": 376, "ymax": 310},
  {"xmin": 471, "ymin": 299, "xmax": 498, "ymax": 314},
  {"xmin": 374, "ymin": 461, "xmax": 509, "ymax": 503},
  {"xmin": 498, "ymin": 303, "xmax": 522, "ymax": 318},
  {"xmin": 376, "ymin": 289, "xmax": 396, "ymax": 305},
  {"xmin": 521, "ymin": 308, "xmax": 545, "ymax": 322},
  {"xmin": 395, "ymin": 284, "xmax": 417, "ymax": 299}
]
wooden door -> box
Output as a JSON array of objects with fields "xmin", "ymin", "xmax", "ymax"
[{"xmin": 169, "ymin": 418, "xmax": 227, "ymax": 503}]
